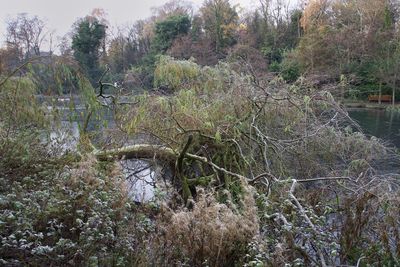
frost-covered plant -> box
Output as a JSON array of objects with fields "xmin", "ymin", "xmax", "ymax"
[
  {"xmin": 0, "ymin": 151, "xmax": 136, "ymax": 266},
  {"xmin": 0, "ymin": 73, "xmax": 147, "ymax": 266},
  {"xmin": 149, "ymin": 187, "xmax": 258, "ymax": 267}
]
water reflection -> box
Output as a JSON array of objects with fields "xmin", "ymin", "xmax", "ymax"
[
  {"xmin": 348, "ymin": 109, "xmax": 400, "ymax": 148},
  {"xmin": 121, "ymin": 160, "xmax": 155, "ymax": 202},
  {"xmin": 48, "ymin": 108, "xmax": 155, "ymax": 202},
  {"xmin": 49, "ymin": 121, "xmax": 79, "ymax": 152}
]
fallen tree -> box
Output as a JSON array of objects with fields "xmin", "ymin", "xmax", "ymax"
[
  {"xmin": 2, "ymin": 56, "xmax": 400, "ymax": 266},
  {"xmin": 95, "ymin": 144, "xmax": 177, "ymax": 161},
  {"xmin": 87, "ymin": 57, "xmax": 400, "ymax": 266}
]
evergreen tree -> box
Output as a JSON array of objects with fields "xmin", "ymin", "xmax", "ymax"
[
  {"xmin": 152, "ymin": 15, "xmax": 191, "ymax": 53},
  {"xmin": 72, "ymin": 17, "xmax": 106, "ymax": 85}
]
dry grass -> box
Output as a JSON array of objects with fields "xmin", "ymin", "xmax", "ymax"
[{"xmin": 148, "ymin": 185, "xmax": 258, "ymax": 267}]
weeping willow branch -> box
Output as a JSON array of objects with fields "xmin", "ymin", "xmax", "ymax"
[{"xmin": 0, "ymin": 56, "xmax": 47, "ymax": 88}]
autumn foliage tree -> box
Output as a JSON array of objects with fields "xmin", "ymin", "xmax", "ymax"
[
  {"xmin": 200, "ymin": 0, "xmax": 239, "ymax": 54},
  {"xmin": 297, "ymin": 0, "xmax": 397, "ymax": 73}
]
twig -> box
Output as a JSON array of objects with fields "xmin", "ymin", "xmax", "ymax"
[
  {"xmin": 296, "ymin": 176, "xmax": 352, "ymax": 183},
  {"xmin": 249, "ymin": 172, "xmax": 279, "ymax": 184},
  {"xmin": 289, "ymin": 179, "xmax": 327, "ymax": 267}
]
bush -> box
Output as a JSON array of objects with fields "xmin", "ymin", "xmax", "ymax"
[
  {"xmin": 280, "ymin": 55, "xmax": 300, "ymax": 82},
  {"xmin": 0, "ymin": 154, "xmax": 132, "ymax": 266},
  {"xmin": 269, "ymin": 61, "xmax": 281, "ymax": 72},
  {"xmin": 154, "ymin": 55, "xmax": 201, "ymax": 91}
]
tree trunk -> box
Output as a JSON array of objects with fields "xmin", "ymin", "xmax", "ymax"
[
  {"xmin": 94, "ymin": 144, "xmax": 177, "ymax": 161},
  {"xmin": 379, "ymin": 81, "xmax": 382, "ymax": 105},
  {"xmin": 393, "ymin": 76, "xmax": 396, "ymax": 107},
  {"xmin": 392, "ymin": 87, "xmax": 395, "ymax": 106}
]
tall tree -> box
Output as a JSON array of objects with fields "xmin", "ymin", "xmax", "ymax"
[
  {"xmin": 372, "ymin": 5, "xmax": 400, "ymax": 105},
  {"xmin": 71, "ymin": 16, "xmax": 106, "ymax": 85},
  {"xmin": 200, "ymin": 0, "xmax": 239, "ymax": 54},
  {"xmin": 5, "ymin": 13, "xmax": 47, "ymax": 60},
  {"xmin": 107, "ymin": 32, "xmax": 129, "ymax": 75}
]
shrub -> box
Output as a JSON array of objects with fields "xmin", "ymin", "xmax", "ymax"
[
  {"xmin": 154, "ymin": 56, "xmax": 201, "ymax": 91},
  {"xmin": 280, "ymin": 55, "xmax": 300, "ymax": 82}
]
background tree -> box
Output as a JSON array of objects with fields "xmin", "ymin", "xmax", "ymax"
[
  {"xmin": 71, "ymin": 16, "xmax": 106, "ymax": 85},
  {"xmin": 152, "ymin": 15, "xmax": 191, "ymax": 53},
  {"xmin": 151, "ymin": 0, "xmax": 192, "ymax": 21},
  {"xmin": 200, "ymin": 0, "xmax": 239, "ymax": 54},
  {"xmin": 295, "ymin": 0, "xmax": 333, "ymax": 72},
  {"xmin": 373, "ymin": 31, "xmax": 400, "ymax": 105},
  {"xmin": 168, "ymin": 13, "xmax": 220, "ymax": 66},
  {"xmin": 290, "ymin": 0, "xmax": 400, "ymax": 99},
  {"xmin": 5, "ymin": 13, "xmax": 47, "ymax": 61},
  {"xmin": 258, "ymin": 0, "xmax": 300, "ymax": 63},
  {"xmin": 0, "ymin": 46, "xmax": 21, "ymax": 74},
  {"xmin": 126, "ymin": 20, "xmax": 153, "ymax": 61},
  {"xmin": 297, "ymin": 0, "xmax": 394, "ymax": 73},
  {"xmin": 107, "ymin": 29, "xmax": 132, "ymax": 76}
]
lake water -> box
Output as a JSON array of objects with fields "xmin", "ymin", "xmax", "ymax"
[
  {"xmin": 48, "ymin": 103, "xmax": 156, "ymax": 203},
  {"xmin": 348, "ymin": 108, "xmax": 400, "ymax": 148}
]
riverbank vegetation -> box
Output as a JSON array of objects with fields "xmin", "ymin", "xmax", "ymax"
[{"xmin": 1, "ymin": 0, "xmax": 400, "ymax": 266}]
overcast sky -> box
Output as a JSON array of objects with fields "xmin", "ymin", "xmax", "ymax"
[{"xmin": 0, "ymin": 0, "xmax": 259, "ymax": 48}]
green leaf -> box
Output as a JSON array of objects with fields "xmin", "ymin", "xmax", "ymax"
[{"xmin": 215, "ymin": 129, "xmax": 222, "ymax": 143}]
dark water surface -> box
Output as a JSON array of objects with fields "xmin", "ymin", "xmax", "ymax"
[{"xmin": 348, "ymin": 108, "xmax": 400, "ymax": 148}]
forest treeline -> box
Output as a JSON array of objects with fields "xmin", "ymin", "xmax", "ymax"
[{"xmin": 0, "ymin": 0, "xmax": 399, "ymax": 100}]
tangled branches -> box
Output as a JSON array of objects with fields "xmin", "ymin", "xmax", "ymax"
[{"xmin": 106, "ymin": 58, "xmax": 400, "ymax": 265}]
